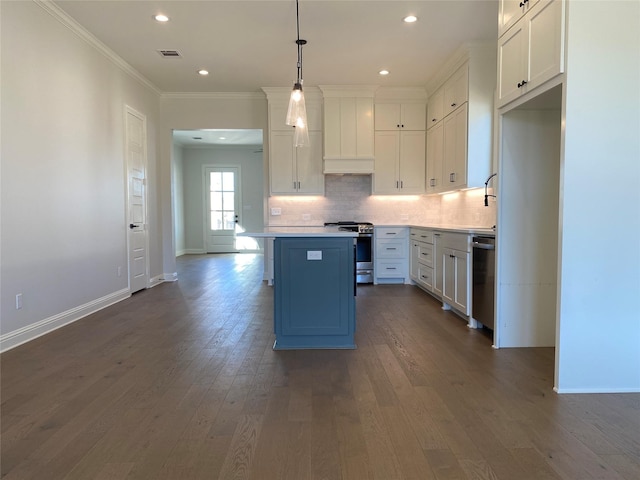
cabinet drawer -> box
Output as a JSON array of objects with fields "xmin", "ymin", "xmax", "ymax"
[
  {"xmin": 376, "ymin": 239, "xmax": 406, "ymax": 259},
  {"xmin": 441, "ymin": 232, "xmax": 470, "ymax": 252},
  {"xmin": 376, "ymin": 227, "xmax": 407, "ymax": 239},
  {"xmin": 410, "ymin": 229, "xmax": 434, "ymax": 244},
  {"xmin": 417, "ymin": 264, "xmax": 434, "ymax": 291},
  {"xmin": 377, "ymin": 259, "xmax": 406, "ymax": 278},
  {"xmin": 417, "ymin": 243, "xmax": 434, "ymax": 267}
]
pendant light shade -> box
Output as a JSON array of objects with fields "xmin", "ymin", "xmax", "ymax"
[{"xmin": 285, "ymin": 1, "xmax": 310, "ymax": 147}]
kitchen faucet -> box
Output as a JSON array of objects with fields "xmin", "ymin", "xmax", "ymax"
[{"xmin": 484, "ymin": 173, "xmax": 497, "ymax": 206}]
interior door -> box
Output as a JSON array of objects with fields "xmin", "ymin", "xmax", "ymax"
[
  {"xmin": 205, "ymin": 166, "xmax": 240, "ymax": 253},
  {"xmin": 125, "ymin": 106, "xmax": 148, "ymax": 293}
]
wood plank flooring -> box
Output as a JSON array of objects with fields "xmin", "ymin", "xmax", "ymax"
[{"xmin": 2, "ymin": 253, "xmax": 639, "ymax": 479}]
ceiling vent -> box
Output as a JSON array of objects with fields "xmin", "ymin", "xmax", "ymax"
[{"xmin": 157, "ymin": 49, "xmax": 182, "ymax": 58}]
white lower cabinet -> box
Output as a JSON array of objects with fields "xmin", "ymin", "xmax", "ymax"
[
  {"xmin": 410, "ymin": 228, "xmax": 436, "ymax": 293},
  {"xmin": 375, "ymin": 227, "xmax": 409, "ymax": 284},
  {"xmin": 440, "ymin": 233, "xmax": 471, "ymax": 316}
]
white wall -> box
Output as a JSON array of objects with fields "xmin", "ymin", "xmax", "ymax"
[
  {"xmin": 0, "ymin": 2, "xmax": 160, "ymax": 349},
  {"xmin": 182, "ymin": 146, "xmax": 264, "ymax": 252},
  {"xmin": 173, "ymin": 144, "xmax": 186, "ymax": 255},
  {"xmin": 556, "ymin": 1, "xmax": 640, "ymax": 392}
]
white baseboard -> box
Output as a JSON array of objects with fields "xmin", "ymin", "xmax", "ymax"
[
  {"xmin": 184, "ymin": 249, "xmax": 205, "ymax": 254},
  {"xmin": 0, "ymin": 288, "xmax": 130, "ymax": 353},
  {"xmin": 176, "ymin": 249, "xmax": 186, "ymax": 257},
  {"xmin": 554, "ymin": 386, "xmax": 640, "ymax": 394},
  {"xmin": 162, "ymin": 272, "xmax": 178, "ymax": 282}
]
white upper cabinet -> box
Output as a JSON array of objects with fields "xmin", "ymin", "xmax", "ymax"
[
  {"xmin": 375, "ymin": 103, "xmax": 426, "ymax": 131},
  {"xmin": 427, "ymin": 88, "xmax": 444, "ymax": 129},
  {"xmin": 373, "ymin": 92, "xmax": 427, "ymax": 195},
  {"xmin": 263, "ymin": 87, "xmax": 324, "ymax": 195},
  {"xmin": 443, "ymin": 65, "xmax": 469, "ymax": 117},
  {"xmin": 497, "ymin": 0, "xmax": 565, "ymax": 108},
  {"xmin": 498, "ymin": 0, "xmax": 540, "ymax": 37},
  {"xmin": 425, "ymin": 45, "xmax": 496, "ymax": 193},
  {"xmin": 319, "ymin": 86, "xmax": 376, "ymax": 174}
]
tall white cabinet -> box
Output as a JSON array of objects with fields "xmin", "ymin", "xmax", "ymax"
[
  {"xmin": 425, "ymin": 45, "xmax": 497, "ymax": 194},
  {"xmin": 263, "ymin": 88, "xmax": 324, "ymax": 195},
  {"xmin": 373, "ymin": 96, "xmax": 426, "ymax": 195}
]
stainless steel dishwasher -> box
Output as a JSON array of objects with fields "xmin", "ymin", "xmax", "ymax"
[{"xmin": 472, "ymin": 236, "xmax": 495, "ymax": 330}]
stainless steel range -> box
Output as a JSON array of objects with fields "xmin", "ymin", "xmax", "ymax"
[{"xmin": 324, "ymin": 221, "xmax": 374, "ymax": 284}]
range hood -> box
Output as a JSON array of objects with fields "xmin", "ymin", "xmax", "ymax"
[{"xmin": 323, "ymin": 157, "xmax": 374, "ymax": 175}]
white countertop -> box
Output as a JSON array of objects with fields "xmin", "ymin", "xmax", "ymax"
[
  {"xmin": 238, "ymin": 226, "xmax": 358, "ymax": 238},
  {"xmin": 376, "ymin": 224, "xmax": 496, "ymax": 236}
]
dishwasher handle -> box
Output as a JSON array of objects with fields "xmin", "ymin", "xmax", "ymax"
[{"xmin": 472, "ymin": 241, "xmax": 495, "ymax": 251}]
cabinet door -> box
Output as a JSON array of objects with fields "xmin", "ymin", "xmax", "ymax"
[
  {"xmin": 443, "ymin": 65, "xmax": 469, "ymax": 117},
  {"xmin": 443, "ymin": 104, "xmax": 467, "ymax": 189},
  {"xmin": 426, "ymin": 121, "xmax": 444, "ymax": 193},
  {"xmin": 323, "ymin": 97, "xmax": 342, "ymax": 158},
  {"xmin": 296, "ymin": 131, "xmax": 324, "ymax": 194},
  {"xmin": 398, "ymin": 131, "xmax": 426, "ymax": 193},
  {"xmin": 270, "ymin": 102, "xmax": 322, "ymax": 132},
  {"xmin": 374, "ymin": 103, "xmax": 401, "ymax": 130},
  {"xmin": 410, "ymin": 240, "xmax": 419, "ymax": 280},
  {"xmin": 453, "ymin": 250, "xmax": 470, "ymax": 315},
  {"xmin": 270, "ymin": 131, "xmax": 297, "ymax": 194},
  {"xmin": 499, "ymin": 0, "xmax": 540, "ymax": 37},
  {"xmin": 356, "ymin": 97, "xmax": 375, "ymax": 158},
  {"xmin": 442, "ymin": 247, "xmax": 456, "ymax": 306},
  {"xmin": 528, "ymin": 0, "xmax": 564, "ymax": 88},
  {"xmin": 497, "ymin": 18, "xmax": 528, "ymax": 107},
  {"xmin": 401, "ymin": 104, "xmax": 426, "ymax": 130},
  {"xmin": 373, "ymin": 131, "xmax": 400, "ymax": 193},
  {"xmin": 427, "ymin": 88, "xmax": 444, "ymax": 129},
  {"xmin": 433, "ymin": 233, "xmax": 443, "ymax": 297}
]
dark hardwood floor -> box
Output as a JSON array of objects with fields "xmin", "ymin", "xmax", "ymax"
[{"xmin": 2, "ymin": 254, "xmax": 639, "ymax": 479}]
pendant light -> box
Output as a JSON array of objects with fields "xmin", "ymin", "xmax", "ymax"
[{"xmin": 285, "ymin": 0, "xmax": 310, "ymax": 147}]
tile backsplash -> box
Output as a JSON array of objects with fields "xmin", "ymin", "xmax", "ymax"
[{"xmin": 267, "ymin": 175, "xmax": 496, "ymax": 227}]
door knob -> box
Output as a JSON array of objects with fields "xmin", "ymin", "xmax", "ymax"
[{"xmin": 129, "ymin": 223, "xmax": 139, "ymax": 229}]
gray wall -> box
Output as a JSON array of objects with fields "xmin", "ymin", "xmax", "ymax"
[
  {"xmin": 1, "ymin": 1, "xmax": 161, "ymax": 346},
  {"xmin": 173, "ymin": 144, "xmax": 186, "ymax": 255},
  {"xmin": 182, "ymin": 146, "xmax": 264, "ymax": 252}
]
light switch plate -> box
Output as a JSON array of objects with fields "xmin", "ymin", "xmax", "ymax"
[{"xmin": 270, "ymin": 207, "xmax": 282, "ymax": 216}]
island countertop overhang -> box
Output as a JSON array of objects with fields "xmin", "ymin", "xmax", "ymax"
[{"xmin": 238, "ymin": 226, "xmax": 358, "ymax": 238}]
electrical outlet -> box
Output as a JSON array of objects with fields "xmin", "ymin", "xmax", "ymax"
[
  {"xmin": 16, "ymin": 294, "xmax": 23, "ymax": 310},
  {"xmin": 270, "ymin": 207, "xmax": 282, "ymax": 216},
  {"xmin": 302, "ymin": 213, "xmax": 311, "ymax": 221},
  {"xmin": 400, "ymin": 214, "xmax": 409, "ymax": 221}
]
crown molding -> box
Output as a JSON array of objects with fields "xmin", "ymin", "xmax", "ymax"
[
  {"xmin": 161, "ymin": 92, "xmax": 267, "ymax": 100},
  {"xmin": 35, "ymin": 1, "xmax": 162, "ymax": 95},
  {"xmin": 425, "ymin": 41, "xmax": 494, "ymax": 95},
  {"xmin": 261, "ymin": 86, "xmax": 323, "ymax": 102}
]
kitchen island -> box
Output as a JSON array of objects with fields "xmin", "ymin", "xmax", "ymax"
[{"xmin": 239, "ymin": 227, "xmax": 358, "ymax": 350}]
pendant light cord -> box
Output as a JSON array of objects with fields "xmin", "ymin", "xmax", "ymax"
[{"xmin": 295, "ymin": 0, "xmax": 304, "ymax": 84}]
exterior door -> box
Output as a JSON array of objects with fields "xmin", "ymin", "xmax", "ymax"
[
  {"xmin": 205, "ymin": 166, "xmax": 240, "ymax": 253},
  {"xmin": 125, "ymin": 106, "xmax": 148, "ymax": 293}
]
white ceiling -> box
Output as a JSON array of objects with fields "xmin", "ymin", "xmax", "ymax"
[
  {"xmin": 55, "ymin": 0, "xmax": 499, "ymax": 93},
  {"xmin": 173, "ymin": 129, "xmax": 264, "ymax": 147}
]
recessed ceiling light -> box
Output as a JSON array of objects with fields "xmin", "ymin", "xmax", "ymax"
[
  {"xmin": 198, "ymin": 69, "xmax": 209, "ymax": 76},
  {"xmin": 154, "ymin": 14, "xmax": 170, "ymax": 22},
  {"xmin": 403, "ymin": 15, "xmax": 418, "ymax": 23},
  {"xmin": 379, "ymin": 70, "xmax": 390, "ymax": 76},
  {"xmin": 219, "ymin": 137, "xmax": 226, "ymax": 140}
]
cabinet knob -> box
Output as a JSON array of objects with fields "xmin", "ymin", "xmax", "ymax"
[
  {"xmin": 432, "ymin": 118, "xmax": 437, "ymax": 122},
  {"xmin": 397, "ymin": 124, "xmax": 400, "ymax": 128},
  {"xmin": 451, "ymin": 103, "xmax": 456, "ymax": 107},
  {"xmin": 517, "ymin": 80, "xmax": 528, "ymax": 88}
]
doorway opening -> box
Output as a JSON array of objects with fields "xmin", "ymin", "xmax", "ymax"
[{"xmin": 171, "ymin": 129, "xmax": 264, "ymax": 256}]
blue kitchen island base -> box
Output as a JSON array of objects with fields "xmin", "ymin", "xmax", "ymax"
[{"xmin": 274, "ymin": 236, "xmax": 356, "ymax": 350}]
